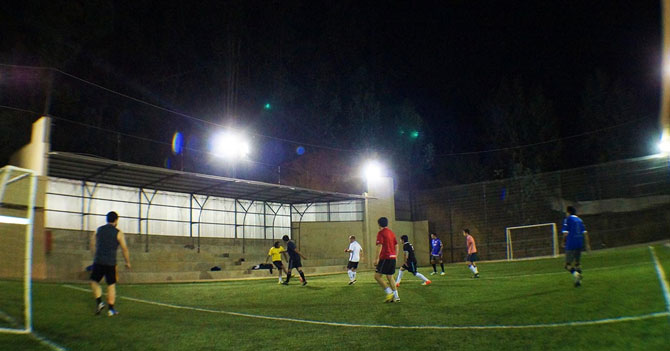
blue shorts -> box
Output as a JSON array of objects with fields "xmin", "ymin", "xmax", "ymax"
[{"xmin": 466, "ymin": 253, "xmax": 479, "ymax": 262}]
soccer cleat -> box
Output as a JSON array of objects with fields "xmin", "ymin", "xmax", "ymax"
[
  {"xmin": 95, "ymin": 302, "xmax": 105, "ymax": 315},
  {"xmin": 278, "ymin": 280, "xmax": 283, "ymax": 284},
  {"xmin": 393, "ymin": 297, "xmax": 400, "ymax": 303},
  {"xmin": 422, "ymin": 280, "xmax": 431, "ymax": 286},
  {"xmin": 440, "ymin": 272, "xmax": 446, "ymax": 276},
  {"xmin": 574, "ymin": 272, "xmax": 582, "ymax": 287},
  {"xmin": 430, "ymin": 272, "xmax": 436, "ymax": 276},
  {"xmin": 473, "ymin": 273, "xmax": 480, "ymax": 278},
  {"xmin": 348, "ymin": 281, "xmax": 354, "ymax": 285},
  {"xmin": 302, "ymin": 281, "xmax": 307, "ymax": 286},
  {"xmin": 282, "ymin": 281, "xmax": 289, "ymax": 285},
  {"xmin": 107, "ymin": 308, "xmax": 119, "ymax": 317},
  {"xmin": 384, "ymin": 293, "xmax": 394, "ymax": 303}
]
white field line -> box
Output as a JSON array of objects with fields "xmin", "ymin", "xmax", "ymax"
[
  {"xmin": 62, "ymin": 284, "xmax": 669, "ymax": 330},
  {"xmin": 648, "ymin": 246, "xmax": 670, "ymax": 314},
  {"xmin": 0, "ymin": 308, "xmax": 67, "ymax": 351}
]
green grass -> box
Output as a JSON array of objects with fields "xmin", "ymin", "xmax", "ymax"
[{"xmin": 1, "ymin": 244, "xmax": 670, "ymax": 350}]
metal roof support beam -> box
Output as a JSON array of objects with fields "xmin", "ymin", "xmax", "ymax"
[
  {"xmin": 83, "ymin": 164, "xmax": 118, "ymax": 182},
  {"xmin": 139, "ymin": 173, "xmax": 180, "ymax": 189}
]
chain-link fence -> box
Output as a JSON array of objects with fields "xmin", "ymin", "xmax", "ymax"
[{"xmin": 409, "ymin": 156, "xmax": 670, "ymax": 263}]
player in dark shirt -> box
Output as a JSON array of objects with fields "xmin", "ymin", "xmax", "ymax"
[
  {"xmin": 282, "ymin": 235, "xmax": 307, "ymax": 286},
  {"xmin": 395, "ymin": 235, "xmax": 431, "ymax": 287}
]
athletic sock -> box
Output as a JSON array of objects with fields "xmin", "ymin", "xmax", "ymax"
[
  {"xmin": 109, "ymin": 304, "xmax": 114, "ymax": 310},
  {"xmin": 393, "ymin": 290, "xmax": 399, "ymax": 299},
  {"xmin": 384, "ymin": 287, "xmax": 392, "ymax": 294},
  {"xmin": 416, "ymin": 273, "xmax": 429, "ymax": 282},
  {"xmin": 299, "ymin": 271, "xmax": 306, "ymax": 282},
  {"xmin": 352, "ymin": 271, "xmax": 356, "ymax": 280},
  {"xmin": 440, "ymin": 263, "xmax": 445, "ymax": 272},
  {"xmin": 96, "ymin": 297, "xmax": 102, "ymax": 305},
  {"xmin": 469, "ymin": 265, "xmax": 477, "ymax": 274},
  {"xmin": 569, "ymin": 268, "xmax": 576, "ymax": 274},
  {"xmin": 432, "ymin": 264, "xmax": 437, "ymax": 272},
  {"xmin": 347, "ymin": 270, "xmax": 352, "ymax": 280},
  {"xmin": 474, "ymin": 266, "xmax": 479, "ymax": 274},
  {"xmin": 396, "ymin": 270, "xmax": 404, "ymax": 283},
  {"xmin": 286, "ymin": 273, "xmax": 291, "ymax": 282}
]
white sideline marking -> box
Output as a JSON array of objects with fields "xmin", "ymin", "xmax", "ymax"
[
  {"xmin": 0, "ymin": 309, "xmax": 67, "ymax": 351},
  {"xmin": 62, "ymin": 284, "xmax": 669, "ymax": 330},
  {"xmin": 648, "ymin": 246, "xmax": 670, "ymax": 314}
]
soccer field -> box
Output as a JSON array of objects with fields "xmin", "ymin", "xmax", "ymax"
[{"xmin": 1, "ymin": 244, "xmax": 669, "ymax": 351}]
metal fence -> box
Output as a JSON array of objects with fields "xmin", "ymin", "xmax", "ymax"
[{"xmin": 411, "ymin": 155, "xmax": 670, "ymax": 262}]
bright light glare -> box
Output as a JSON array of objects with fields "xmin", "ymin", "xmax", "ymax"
[
  {"xmin": 363, "ymin": 160, "xmax": 383, "ymax": 180},
  {"xmin": 658, "ymin": 131, "xmax": 670, "ymax": 155},
  {"xmin": 211, "ymin": 131, "xmax": 250, "ymax": 159}
]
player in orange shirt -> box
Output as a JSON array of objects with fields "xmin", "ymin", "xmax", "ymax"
[{"xmin": 463, "ymin": 228, "xmax": 480, "ymax": 278}]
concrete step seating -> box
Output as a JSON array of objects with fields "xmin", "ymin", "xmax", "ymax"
[{"xmin": 45, "ymin": 229, "xmax": 348, "ymax": 283}]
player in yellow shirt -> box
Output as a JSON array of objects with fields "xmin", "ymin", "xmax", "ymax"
[{"xmin": 266, "ymin": 241, "xmax": 289, "ymax": 284}]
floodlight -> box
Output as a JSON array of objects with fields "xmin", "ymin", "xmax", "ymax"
[
  {"xmin": 363, "ymin": 160, "xmax": 383, "ymax": 181},
  {"xmin": 658, "ymin": 131, "xmax": 670, "ymax": 155},
  {"xmin": 211, "ymin": 131, "xmax": 250, "ymax": 159}
]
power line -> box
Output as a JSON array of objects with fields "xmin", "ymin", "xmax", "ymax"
[
  {"xmin": 0, "ymin": 104, "xmax": 350, "ymax": 178},
  {"xmin": 433, "ymin": 114, "xmax": 654, "ymax": 158},
  {"xmin": 0, "ymin": 63, "xmax": 357, "ymax": 153}
]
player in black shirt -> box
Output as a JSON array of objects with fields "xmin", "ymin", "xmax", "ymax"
[{"xmin": 395, "ymin": 235, "xmax": 431, "ymax": 287}]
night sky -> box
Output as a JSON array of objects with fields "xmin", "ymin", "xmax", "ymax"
[{"xmin": 0, "ymin": 1, "xmax": 663, "ymax": 189}]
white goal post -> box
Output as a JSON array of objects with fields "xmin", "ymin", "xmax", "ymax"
[
  {"xmin": 505, "ymin": 223, "xmax": 558, "ymax": 261},
  {"xmin": 0, "ymin": 166, "xmax": 37, "ymax": 334}
]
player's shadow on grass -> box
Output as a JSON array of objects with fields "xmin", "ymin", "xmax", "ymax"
[
  {"xmin": 475, "ymin": 289, "xmax": 560, "ymax": 304},
  {"xmin": 302, "ymin": 285, "xmax": 325, "ymax": 290}
]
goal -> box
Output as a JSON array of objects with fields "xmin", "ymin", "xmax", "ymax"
[
  {"xmin": 0, "ymin": 166, "xmax": 37, "ymax": 334},
  {"xmin": 505, "ymin": 223, "xmax": 558, "ymax": 261}
]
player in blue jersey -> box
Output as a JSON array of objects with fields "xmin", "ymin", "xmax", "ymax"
[
  {"xmin": 430, "ymin": 233, "xmax": 445, "ymax": 275},
  {"xmin": 562, "ymin": 206, "xmax": 591, "ymax": 287}
]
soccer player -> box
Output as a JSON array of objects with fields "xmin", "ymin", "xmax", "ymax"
[
  {"xmin": 562, "ymin": 206, "xmax": 591, "ymax": 287},
  {"xmin": 282, "ymin": 235, "xmax": 307, "ymax": 286},
  {"xmin": 463, "ymin": 229, "xmax": 480, "ymax": 278},
  {"xmin": 90, "ymin": 211, "xmax": 131, "ymax": 316},
  {"xmin": 430, "ymin": 233, "xmax": 445, "ymax": 275},
  {"xmin": 374, "ymin": 217, "xmax": 399, "ymax": 303},
  {"xmin": 344, "ymin": 235, "xmax": 363, "ymax": 285},
  {"xmin": 266, "ymin": 241, "xmax": 289, "ymax": 284},
  {"xmin": 395, "ymin": 235, "xmax": 431, "ymax": 287}
]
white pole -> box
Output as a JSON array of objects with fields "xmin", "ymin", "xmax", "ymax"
[
  {"xmin": 552, "ymin": 223, "xmax": 558, "ymax": 257},
  {"xmin": 505, "ymin": 229, "xmax": 510, "ymax": 261},
  {"xmin": 23, "ymin": 173, "xmax": 37, "ymax": 332}
]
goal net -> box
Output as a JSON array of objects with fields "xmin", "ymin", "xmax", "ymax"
[
  {"xmin": 505, "ymin": 223, "xmax": 558, "ymax": 260},
  {"xmin": 0, "ymin": 166, "xmax": 37, "ymax": 334}
]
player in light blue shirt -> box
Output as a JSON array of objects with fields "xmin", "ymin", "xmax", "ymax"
[
  {"xmin": 430, "ymin": 233, "xmax": 445, "ymax": 276},
  {"xmin": 562, "ymin": 206, "xmax": 591, "ymax": 287}
]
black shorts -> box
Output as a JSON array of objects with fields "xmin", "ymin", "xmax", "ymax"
[
  {"xmin": 90, "ymin": 263, "xmax": 117, "ymax": 285},
  {"xmin": 376, "ymin": 259, "xmax": 396, "ymax": 275},
  {"xmin": 273, "ymin": 261, "xmax": 284, "ymax": 269},
  {"xmin": 466, "ymin": 253, "xmax": 479, "ymax": 262},
  {"xmin": 347, "ymin": 261, "xmax": 359, "ymax": 269},
  {"xmin": 565, "ymin": 250, "xmax": 582, "ymax": 265},
  {"xmin": 402, "ymin": 261, "xmax": 418, "ymax": 274},
  {"xmin": 430, "ymin": 255, "xmax": 442, "ymax": 262},
  {"xmin": 289, "ymin": 257, "xmax": 302, "ymax": 269}
]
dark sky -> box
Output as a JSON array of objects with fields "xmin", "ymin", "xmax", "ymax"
[{"xmin": 0, "ymin": 0, "xmax": 664, "ymax": 186}]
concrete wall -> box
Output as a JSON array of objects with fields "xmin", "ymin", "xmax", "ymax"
[
  {"xmin": 294, "ymin": 221, "xmax": 365, "ymax": 266},
  {"xmin": 9, "ymin": 117, "xmax": 50, "ymax": 177}
]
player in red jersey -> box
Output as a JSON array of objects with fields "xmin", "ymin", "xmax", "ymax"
[{"xmin": 374, "ymin": 217, "xmax": 399, "ymax": 303}]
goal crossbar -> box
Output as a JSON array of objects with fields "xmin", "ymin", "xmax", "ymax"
[{"xmin": 505, "ymin": 222, "xmax": 558, "ymax": 261}]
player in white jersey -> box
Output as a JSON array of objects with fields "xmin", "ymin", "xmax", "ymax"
[{"xmin": 344, "ymin": 235, "xmax": 363, "ymax": 285}]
